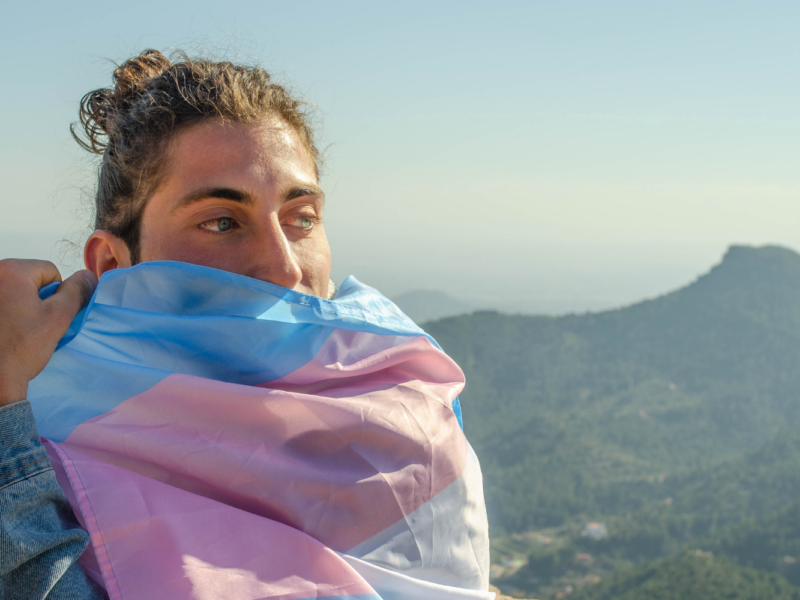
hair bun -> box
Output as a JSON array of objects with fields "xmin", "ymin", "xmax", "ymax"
[
  {"xmin": 73, "ymin": 49, "xmax": 172, "ymax": 154},
  {"xmin": 112, "ymin": 49, "xmax": 172, "ymax": 98}
]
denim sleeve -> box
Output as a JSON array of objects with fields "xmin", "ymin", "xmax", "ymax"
[{"xmin": 0, "ymin": 401, "xmax": 106, "ymax": 599}]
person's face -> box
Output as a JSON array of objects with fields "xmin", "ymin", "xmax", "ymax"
[{"xmin": 86, "ymin": 118, "xmax": 332, "ymax": 298}]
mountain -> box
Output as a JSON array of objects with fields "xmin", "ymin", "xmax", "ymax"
[
  {"xmin": 570, "ymin": 551, "xmax": 800, "ymax": 600},
  {"xmin": 392, "ymin": 289, "xmax": 474, "ymax": 323},
  {"xmin": 424, "ymin": 245, "xmax": 800, "ymax": 534}
]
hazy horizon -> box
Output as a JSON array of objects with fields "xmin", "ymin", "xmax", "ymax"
[{"xmin": 3, "ymin": 1, "xmax": 799, "ymax": 315}]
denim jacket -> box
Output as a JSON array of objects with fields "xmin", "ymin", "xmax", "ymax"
[{"xmin": 0, "ymin": 400, "xmax": 105, "ymax": 599}]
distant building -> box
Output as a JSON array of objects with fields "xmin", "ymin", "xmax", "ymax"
[{"xmin": 584, "ymin": 522, "xmax": 608, "ymax": 540}]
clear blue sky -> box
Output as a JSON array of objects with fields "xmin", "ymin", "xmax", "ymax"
[{"xmin": 2, "ymin": 1, "xmax": 799, "ymax": 312}]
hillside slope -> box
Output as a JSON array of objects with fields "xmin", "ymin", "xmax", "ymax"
[
  {"xmin": 425, "ymin": 245, "xmax": 800, "ymax": 532},
  {"xmin": 570, "ymin": 552, "xmax": 800, "ymax": 600},
  {"xmin": 698, "ymin": 500, "xmax": 800, "ymax": 585}
]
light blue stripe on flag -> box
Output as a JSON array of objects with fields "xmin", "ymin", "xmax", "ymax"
[{"xmin": 32, "ymin": 261, "xmax": 463, "ymax": 440}]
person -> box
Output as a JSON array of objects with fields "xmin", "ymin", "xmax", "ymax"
[{"xmin": 0, "ymin": 50, "xmax": 488, "ymax": 599}]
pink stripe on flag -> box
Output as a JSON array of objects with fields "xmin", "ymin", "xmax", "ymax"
[
  {"xmin": 43, "ymin": 440, "xmax": 108, "ymax": 592},
  {"xmin": 61, "ymin": 331, "xmax": 467, "ymax": 552},
  {"xmin": 49, "ymin": 443, "xmax": 379, "ymax": 600},
  {"xmin": 265, "ymin": 330, "xmax": 465, "ymax": 398}
]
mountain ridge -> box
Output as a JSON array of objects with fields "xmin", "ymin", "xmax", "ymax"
[{"xmin": 424, "ymin": 244, "xmax": 800, "ymax": 533}]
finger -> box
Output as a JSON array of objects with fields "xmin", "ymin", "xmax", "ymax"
[
  {"xmin": 22, "ymin": 259, "xmax": 63, "ymax": 290},
  {"xmin": 43, "ymin": 270, "xmax": 98, "ymax": 332}
]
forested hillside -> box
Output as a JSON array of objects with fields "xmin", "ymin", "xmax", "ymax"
[
  {"xmin": 424, "ymin": 245, "xmax": 800, "ymax": 598},
  {"xmin": 570, "ymin": 552, "xmax": 800, "ymax": 600}
]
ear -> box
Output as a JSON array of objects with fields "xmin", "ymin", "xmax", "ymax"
[{"xmin": 84, "ymin": 230, "xmax": 133, "ymax": 279}]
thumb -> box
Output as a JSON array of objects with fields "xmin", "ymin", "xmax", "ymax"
[{"xmin": 44, "ymin": 270, "xmax": 98, "ymax": 334}]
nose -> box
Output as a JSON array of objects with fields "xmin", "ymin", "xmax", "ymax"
[{"xmin": 247, "ymin": 214, "xmax": 303, "ymax": 289}]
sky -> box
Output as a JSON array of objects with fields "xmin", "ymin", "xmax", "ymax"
[{"xmin": 2, "ymin": 0, "xmax": 799, "ymax": 313}]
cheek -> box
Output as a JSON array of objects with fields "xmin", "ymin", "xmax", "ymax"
[
  {"xmin": 137, "ymin": 216, "xmax": 219, "ymax": 265},
  {"xmin": 296, "ymin": 231, "xmax": 332, "ymax": 283}
]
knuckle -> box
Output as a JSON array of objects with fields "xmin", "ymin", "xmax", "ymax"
[
  {"xmin": 0, "ymin": 258, "xmax": 55, "ymax": 279},
  {"xmin": 0, "ymin": 261, "xmax": 22, "ymax": 286},
  {"xmin": 0, "ymin": 258, "xmax": 18, "ymax": 276}
]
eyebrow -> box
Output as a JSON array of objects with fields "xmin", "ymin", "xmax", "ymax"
[
  {"xmin": 287, "ymin": 186, "xmax": 325, "ymax": 203},
  {"xmin": 172, "ymin": 185, "xmax": 325, "ymax": 213}
]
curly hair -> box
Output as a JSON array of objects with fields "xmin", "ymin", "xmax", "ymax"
[{"xmin": 73, "ymin": 49, "xmax": 319, "ymax": 263}]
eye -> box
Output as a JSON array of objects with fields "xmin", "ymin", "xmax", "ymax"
[
  {"xmin": 286, "ymin": 214, "xmax": 317, "ymax": 231},
  {"xmin": 199, "ymin": 217, "xmax": 236, "ymax": 233},
  {"xmin": 297, "ymin": 215, "xmax": 315, "ymax": 229}
]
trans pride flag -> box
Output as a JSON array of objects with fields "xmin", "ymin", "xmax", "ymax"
[{"xmin": 29, "ymin": 262, "xmax": 491, "ymax": 600}]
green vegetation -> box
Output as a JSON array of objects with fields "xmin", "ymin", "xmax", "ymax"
[
  {"xmin": 570, "ymin": 552, "xmax": 800, "ymax": 600},
  {"xmin": 422, "ymin": 245, "xmax": 800, "ymax": 597},
  {"xmin": 700, "ymin": 500, "xmax": 800, "ymax": 585}
]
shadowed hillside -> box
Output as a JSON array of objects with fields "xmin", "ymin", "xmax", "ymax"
[
  {"xmin": 428, "ymin": 245, "xmax": 800, "ymax": 532},
  {"xmin": 424, "ymin": 245, "xmax": 800, "ymax": 597}
]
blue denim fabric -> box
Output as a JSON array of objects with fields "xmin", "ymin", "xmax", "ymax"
[{"xmin": 0, "ymin": 401, "xmax": 105, "ymax": 599}]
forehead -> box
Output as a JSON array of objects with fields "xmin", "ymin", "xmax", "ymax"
[{"xmin": 163, "ymin": 118, "xmax": 317, "ymax": 188}]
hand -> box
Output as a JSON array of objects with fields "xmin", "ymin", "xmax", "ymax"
[{"xmin": 0, "ymin": 259, "xmax": 97, "ymax": 407}]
